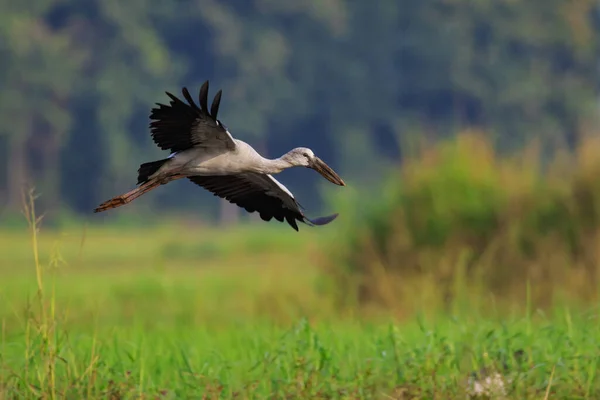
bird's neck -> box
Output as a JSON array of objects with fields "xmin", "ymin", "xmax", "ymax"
[{"xmin": 258, "ymin": 157, "xmax": 293, "ymax": 174}]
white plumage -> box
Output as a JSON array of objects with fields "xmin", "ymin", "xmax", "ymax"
[{"xmin": 94, "ymin": 81, "xmax": 346, "ymax": 231}]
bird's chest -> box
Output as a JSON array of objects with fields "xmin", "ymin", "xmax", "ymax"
[{"xmin": 179, "ymin": 150, "xmax": 250, "ymax": 175}]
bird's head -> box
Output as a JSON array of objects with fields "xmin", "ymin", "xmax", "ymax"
[{"xmin": 282, "ymin": 147, "xmax": 346, "ymax": 186}]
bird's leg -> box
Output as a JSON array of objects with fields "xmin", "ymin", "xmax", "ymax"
[{"xmin": 93, "ymin": 172, "xmax": 185, "ymax": 213}]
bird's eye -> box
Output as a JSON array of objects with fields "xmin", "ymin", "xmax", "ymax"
[{"xmin": 302, "ymin": 153, "xmax": 309, "ymax": 158}]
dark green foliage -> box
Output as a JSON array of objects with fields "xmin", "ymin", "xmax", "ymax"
[{"xmin": 0, "ymin": 1, "xmax": 598, "ymax": 223}]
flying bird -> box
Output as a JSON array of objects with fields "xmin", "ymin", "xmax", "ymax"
[{"xmin": 94, "ymin": 81, "xmax": 346, "ymax": 231}]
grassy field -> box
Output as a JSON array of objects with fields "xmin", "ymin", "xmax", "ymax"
[
  {"xmin": 4, "ymin": 132, "xmax": 600, "ymax": 398},
  {"xmin": 0, "ymin": 220, "xmax": 598, "ymax": 399},
  {"xmin": 3, "ymin": 311, "xmax": 599, "ymax": 399}
]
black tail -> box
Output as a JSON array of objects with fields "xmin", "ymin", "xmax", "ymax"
[{"xmin": 137, "ymin": 158, "xmax": 169, "ymax": 185}]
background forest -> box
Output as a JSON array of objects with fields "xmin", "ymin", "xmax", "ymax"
[{"xmin": 1, "ymin": 0, "xmax": 598, "ymax": 224}]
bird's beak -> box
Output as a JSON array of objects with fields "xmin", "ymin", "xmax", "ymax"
[{"xmin": 310, "ymin": 157, "xmax": 346, "ymax": 186}]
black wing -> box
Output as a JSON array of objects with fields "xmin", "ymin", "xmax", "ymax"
[
  {"xmin": 187, "ymin": 173, "xmax": 338, "ymax": 231},
  {"xmin": 149, "ymin": 80, "xmax": 236, "ymax": 154}
]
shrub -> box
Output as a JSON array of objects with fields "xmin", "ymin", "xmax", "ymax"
[{"xmin": 324, "ymin": 132, "xmax": 600, "ymax": 316}]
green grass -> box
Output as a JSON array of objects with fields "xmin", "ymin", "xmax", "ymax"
[
  {"xmin": 2, "ymin": 312, "xmax": 599, "ymax": 398},
  {"xmin": 1, "ymin": 191, "xmax": 600, "ymax": 398}
]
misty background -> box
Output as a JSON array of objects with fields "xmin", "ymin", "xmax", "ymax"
[{"xmin": 0, "ymin": 0, "xmax": 598, "ymax": 226}]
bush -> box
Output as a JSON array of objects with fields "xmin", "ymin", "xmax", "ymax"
[{"xmin": 324, "ymin": 132, "xmax": 600, "ymax": 315}]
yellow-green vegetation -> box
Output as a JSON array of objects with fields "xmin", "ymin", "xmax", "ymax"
[
  {"xmin": 329, "ymin": 133, "xmax": 600, "ymax": 315},
  {"xmin": 3, "ymin": 135, "xmax": 600, "ymax": 398}
]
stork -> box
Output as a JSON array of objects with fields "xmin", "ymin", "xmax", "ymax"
[{"xmin": 94, "ymin": 81, "xmax": 346, "ymax": 231}]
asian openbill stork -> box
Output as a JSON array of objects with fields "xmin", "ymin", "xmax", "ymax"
[{"xmin": 93, "ymin": 81, "xmax": 346, "ymax": 231}]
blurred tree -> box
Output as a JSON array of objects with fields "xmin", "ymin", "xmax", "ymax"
[
  {"xmin": 435, "ymin": 0, "xmax": 600, "ymax": 151},
  {"xmin": 0, "ymin": 0, "xmax": 597, "ymax": 223},
  {"xmin": 56, "ymin": 0, "xmax": 185, "ymax": 214},
  {"xmin": 0, "ymin": 0, "xmax": 83, "ymax": 213}
]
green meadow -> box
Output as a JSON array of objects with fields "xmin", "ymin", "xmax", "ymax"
[{"xmin": 2, "ymin": 134, "xmax": 600, "ymax": 398}]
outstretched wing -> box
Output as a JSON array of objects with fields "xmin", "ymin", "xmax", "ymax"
[
  {"xmin": 187, "ymin": 173, "xmax": 338, "ymax": 231},
  {"xmin": 149, "ymin": 80, "xmax": 236, "ymax": 153}
]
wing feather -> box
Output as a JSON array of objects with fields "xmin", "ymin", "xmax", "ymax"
[
  {"xmin": 210, "ymin": 90, "xmax": 222, "ymax": 119},
  {"xmin": 187, "ymin": 173, "xmax": 338, "ymax": 231},
  {"xmin": 149, "ymin": 81, "xmax": 236, "ymax": 153}
]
